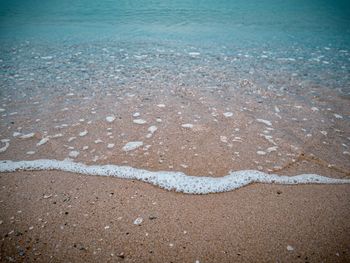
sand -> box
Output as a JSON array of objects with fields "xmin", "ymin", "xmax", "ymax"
[{"xmin": 0, "ymin": 170, "xmax": 349, "ymax": 262}]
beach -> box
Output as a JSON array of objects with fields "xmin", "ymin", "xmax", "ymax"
[
  {"xmin": 1, "ymin": 0, "xmax": 350, "ymax": 261},
  {"xmin": 1, "ymin": 42, "xmax": 350, "ymax": 262}
]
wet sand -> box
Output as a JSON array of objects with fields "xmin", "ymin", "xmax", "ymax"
[{"xmin": 0, "ymin": 170, "xmax": 349, "ymax": 262}]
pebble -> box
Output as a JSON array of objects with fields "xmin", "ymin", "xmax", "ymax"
[
  {"xmin": 320, "ymin": 131, "xmax": 327, "ymax": 136},
  {"xmin": 133, "ymin": 119, "xmax": 147, "ymax": 124},
  {"xmin": 146, "ymin": 125, "xmax": 158, "ymax": 138},
  {"xmin": 0, "ymin": 140, "xmax": 10, "ymax": 153},
  {"xmin": 148, "ymin": 126, "xmax": 158, "ymax": 134},
  {"xmin": 181, "ymin": 123, "xmax": 194, "ymax": 129},
  {"xmin": 20, "ymin": 133, "xmax": 35, "ymax": 139},
  {"xmin": 256, "ymin": 119, "xmax": 272, "ymax": 126},
  {"xmin": 79, "ymin": 130, "xmax": 88, "ymax": 137},
  {"xmin": 133, "ymin": 217, "xmax": 143, "ymax": 225},
  {"xmin": 122, "ymin": 141, "xmax": 143, "ymax": 151},
  {"xmin": 223, "ymin": 112, "xmax": 233, "ymax": 117},
  {"xmin": 13, "ymin": 132, "xmax": 21, "ymax": 137},
  {"xmin": 267, "ymin": 146, "xmax": 278, "ymax": 153},
  {"xmin": 69, "ymin": 151, "xmax": 80, "ymax": 158},
  {"xmin": 220, "ymin": 136, "xmax": 228, "ymax": 143},
  {"xmin": 68, "ymin": 137, "xmax": 76, "ymax": 142},
  {"xmin": 106, "ymin": 116, "xmax": 116, "ymax": 123},
  {"xmin": 37, "ymin": 137, "xmax": 49, "ymax": 146},
  {"xmin": 287, "ymin": 245, "xmax": 294, "ymax": 251},
  {"xmin": 107, "ymin": 143, "xmax": 115, "ymax": 149}
]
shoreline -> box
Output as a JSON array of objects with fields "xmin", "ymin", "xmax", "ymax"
[{"xmin": 0, "ymin": 159, "xmax": 350, "ymax": 194}]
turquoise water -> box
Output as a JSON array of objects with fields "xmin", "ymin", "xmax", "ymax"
[
  {"xmin": 0, "ymin": 1, "xmax": 350, "ymax": 97},
  {"xmin": 1, "ymin": 0, "xmax": 349, "ymax": 47}
]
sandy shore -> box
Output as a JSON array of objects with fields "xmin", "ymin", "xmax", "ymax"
[{"xmin": 0, "ymin": 170, "xmax": 349, "ymax": 262}]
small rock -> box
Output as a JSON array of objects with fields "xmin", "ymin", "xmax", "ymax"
[
  {"xmin": 107, "ymin": 143, "xmax": 115, "ymax": 149},
  {"xmin": 69, "ymin": 151, "xmax": 80, "ymax": 158},
  {"xmin": 123, "ymin": 141, "xmax": 143, "ymax": 152},
  {"xmin": 223, "ymin": 112, "xmax": 233, "ymax": 117},
  {"xmin": 256, "ymin": 119, "xmax": 272, "ymax": 126},
  {"xmin": 133, "ymin": 217, "xmax": 143, "ymax": 225},
  {"xmin": 133, "ymin": 119, "xmax": 147, "ymax": 125},
  {"xmin": 79, "ymin": 130, "xmax": 88, "ymax": 137},
  {"xmin": 181, "ymin": 123, "xmax": 193, "ymax": 129},
  {"xmin": 106, "ymin": 116, "xmax": 116, "ymax": 123},
  {"xmin": 37, "ymin": 137, "xmax": 49, "ymax": 146}
]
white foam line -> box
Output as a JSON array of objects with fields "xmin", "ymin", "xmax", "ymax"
[{"xmin": 0, "ymin": 160, "xmax": 349, "ymax": 194}]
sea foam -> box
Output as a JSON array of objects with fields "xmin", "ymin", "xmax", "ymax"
[{"xmin": 0, "ymin": 160, "xmax": 349, "ymax": 194}]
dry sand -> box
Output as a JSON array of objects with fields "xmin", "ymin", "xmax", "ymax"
[{"xmin": 0, "ymin": 170, "xmax": 349, "ymax": 263}]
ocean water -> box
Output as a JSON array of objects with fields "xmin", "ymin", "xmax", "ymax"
[
  {"xmin": 1, "ymin": 0, "xmax": 350, "ymax": 46},
  {"xmin": 0, "ymin": 0, "xmax": 349, "ymax": 92},
  {"xmin": 0, "ymin": 0, "xmax": 349, "ymax": 182}
]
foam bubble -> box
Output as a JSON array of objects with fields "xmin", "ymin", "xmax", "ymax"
[{"xmin": 0, "ymin": 160, "xmax": 349, "ymax": 195}]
